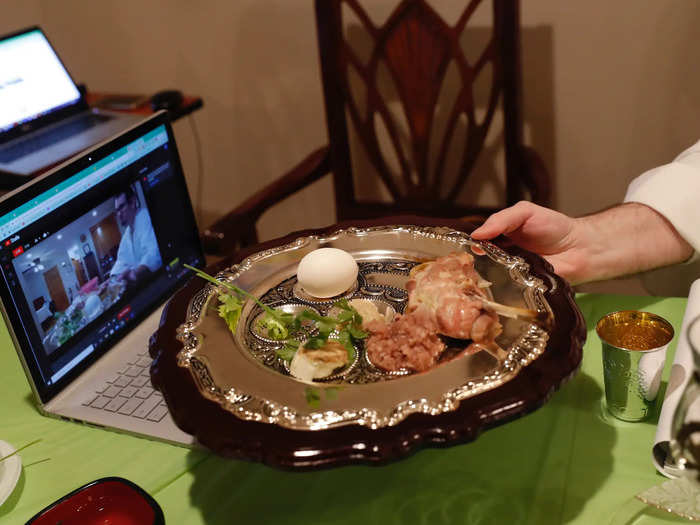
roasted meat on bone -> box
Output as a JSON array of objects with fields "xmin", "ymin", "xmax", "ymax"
[{"xmin": 406, "ymin": 252, "xmax": 503, "ymax": 343}]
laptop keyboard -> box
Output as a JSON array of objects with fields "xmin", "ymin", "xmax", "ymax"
[
  {"xmin": 82, "ymin": 351, "xmax": 169, "ymax": 422},
  {"xmin": 0, "ymin": 113, "xmax": 112, "ymax": 163}
]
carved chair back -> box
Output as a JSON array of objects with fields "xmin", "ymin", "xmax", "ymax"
[{"xmin": 315, "ymin": 0, "xmax": 544, "ymax": 220}]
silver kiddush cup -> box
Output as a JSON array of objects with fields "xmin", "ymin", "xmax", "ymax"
[{"xmin": 597, "ymin": 310, "xmax": 674, "ymax": 422}]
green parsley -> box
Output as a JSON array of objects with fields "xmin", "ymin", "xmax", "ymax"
[
  {"xmin": 304, "ymin": 387, "xmax": 321, "ymax": 409},
  {"xmin": 217, "ymin": 292, "xmax": 242, "ymax": 333},
  {"xmin": 186, "ymin": 265, "xmax": 368, "ymax": 365},
  {"xmin": 185, "ymin": 263, "xmax": 282, "ymax": 334},
  {"xmin": 257, "ymin": 316, "xmax": 288, "ymax": 340},
  {"xmin": 275, "ymin": 340, "xmax": 300, "ymax": 361}
]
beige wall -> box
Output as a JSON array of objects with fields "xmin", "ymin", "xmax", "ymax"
[{"xmin": 3, "ymin": 1, "xmax": 700, "ymax": 293}]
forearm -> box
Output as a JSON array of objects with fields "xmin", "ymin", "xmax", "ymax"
[{"xmin": 572, "ymin": 203, "xmax": 693, "ymax": 283}]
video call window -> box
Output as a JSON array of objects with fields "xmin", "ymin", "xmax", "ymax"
[{"xmin": 11, "ymin": 180, "xmax": 161, "ymax": 356}]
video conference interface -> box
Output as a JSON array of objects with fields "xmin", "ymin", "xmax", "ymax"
[{"xmin": 0, "ymin": 125, "xmax": 203, "ymax": 391}]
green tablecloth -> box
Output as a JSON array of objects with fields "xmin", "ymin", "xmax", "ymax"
[{"xmin": 0, "ymin": 294, "xmax": 692, "ymax": 524}]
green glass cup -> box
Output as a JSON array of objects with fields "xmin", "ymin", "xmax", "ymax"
[{"xmin": 597, "ymin": 310, "xmax": 674, "ymax": 422}]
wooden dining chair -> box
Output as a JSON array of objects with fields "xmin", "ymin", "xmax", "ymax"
[{"xmin": 202, "ymin": 0, "xmax": 550, "ymax": 256}]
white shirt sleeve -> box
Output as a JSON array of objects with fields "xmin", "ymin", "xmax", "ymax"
[
  {"xmin": 131, "ymin": 208, "xmax": 162, "ymax": 272},
  {"xmin": 109, "ymin": 225, "xmax": 133, "ymax": 278},
  {"xmin": 109, "ymin": 208, "xmax": 162, "ymax": 277},
  {"xmin": 624, "ymin": 139, "xmax": 700, "ymax": 256}
]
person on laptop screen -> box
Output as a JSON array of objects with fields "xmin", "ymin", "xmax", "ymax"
[
  {"xmin": 0, "ymin": 114, "xmax": 203, "ymax": 445},
  {"xmin": 109, "ymin": 184, "xmax": 161, "ymax": 289}
]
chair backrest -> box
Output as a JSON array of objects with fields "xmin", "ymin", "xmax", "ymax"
[{"xmin": 315, "ymin": 0, "xmax": 546, "ymax": 220}]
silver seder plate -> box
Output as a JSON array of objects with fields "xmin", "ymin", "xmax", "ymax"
[{"xmin": 175, "ymin": 225, "xmax": 554, "ymax": 431}]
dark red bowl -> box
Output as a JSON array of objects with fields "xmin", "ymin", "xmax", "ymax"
[{"xmin": 25, "ymin": 477, "xmax": 165, "ymax": 525}]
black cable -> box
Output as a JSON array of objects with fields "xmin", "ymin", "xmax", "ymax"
[{"xmin": 187, "ymin": 115, "xmax": 204, "ymax": 226}]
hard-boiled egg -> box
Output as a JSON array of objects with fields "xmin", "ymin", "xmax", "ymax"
[{"xmin": 296, "ymin": 247, "xmax": 358, "ymax": 298}]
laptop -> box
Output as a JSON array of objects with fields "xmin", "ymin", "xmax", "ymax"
[
  {"xmin": 0, "ymin": 111, "xmax": 204, "ymax": 445},
  {"xmin": 0, "ymin": 26, "xmax": 143, "ymax": 184}
]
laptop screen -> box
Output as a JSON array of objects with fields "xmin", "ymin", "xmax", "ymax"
[
  {"xmin": 0, "ymin": 28, "xmax": 81, "ymax": 133},
  {"xmin": 0, "ymin": 113, "xmax": 204, "ymax": 403}
]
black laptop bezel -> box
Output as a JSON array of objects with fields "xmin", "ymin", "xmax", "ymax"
[
  {"xmin": 0, "ymin": 26, "xmax": 89, "ymax": 145},
  {"xmin": 0, "ymin": 112, "xmax": 204, "ymax": 404}
]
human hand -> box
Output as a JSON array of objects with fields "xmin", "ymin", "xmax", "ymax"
[
  {"xmin": 470, "ymin": 201, "xmax": 588, "ymax": 284},
  {"xmin": 119, "ymin": 269, "xmax": 137, "ymax": 285},
  {"xmin": 471, "ymin": 201, "xmax": 694, "ymax": 286},
  {"xmin": 119, "ymin": 266, "xmax": 152, "ymax": 286}
]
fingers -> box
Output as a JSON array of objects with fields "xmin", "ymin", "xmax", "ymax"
[{"xmin": 470, "ymin": 201, "xmax": 539, "ymax": 240}]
